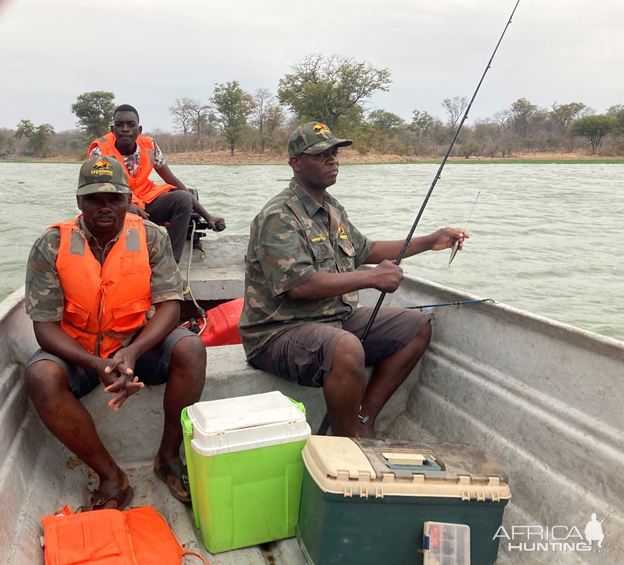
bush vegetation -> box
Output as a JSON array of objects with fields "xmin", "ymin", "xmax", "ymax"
[{"xmin": 5, "ymin": 56, "xmax": 624, "ymax": 160}]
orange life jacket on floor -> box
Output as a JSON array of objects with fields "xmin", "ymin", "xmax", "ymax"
[
  {"xmin": 88, "ymin": 133, "xmax": 174, "ymax": 208},
  {"xmin": 53, "ymin": 214, "xmax": 152, "ymax": 358},
  {"xmin": 41, "ymin": 505, "xmax": 209, "ymax": 565}
]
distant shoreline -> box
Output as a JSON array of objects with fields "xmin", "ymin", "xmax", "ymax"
[{"xmin": 2, "ymin": 148, "xmax": 624, "ymax": 166}]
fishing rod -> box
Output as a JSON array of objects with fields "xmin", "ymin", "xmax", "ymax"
[
  {"xmin": 316, "ymin": 296, "xmax": 496, "ymax": 434},
  {"xmin": 316, "ymin": 0, "xmax": 521, "ymax": 437},
  {"xmin": 405, "ymin": 298, "xmax": 494, "ymax": 311},
  {"xmin": 359, "ymin": 0, "xmax": 521, "ymax": 344}
]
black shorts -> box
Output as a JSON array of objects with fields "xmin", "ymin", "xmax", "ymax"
[
  {"xmin": 250, "ymin": 307, "xmax": 430, "ymax": 388},
  {"xmin": 26, "ymin": 326, "xmax": 197, "ymax": 399}
]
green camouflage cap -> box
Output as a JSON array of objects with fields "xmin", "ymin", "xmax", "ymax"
[
  {"xmin": 76, "ymin": 156, "xmax": 131, "ymax": 196},
  {"xmin": 288, "ymin": 122, "xmax": 352, "ymax": 158}
]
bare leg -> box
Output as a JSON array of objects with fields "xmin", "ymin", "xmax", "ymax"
[
  {"xmin": 357, "ymin": 320, "xmax": 432, "ymax": 438},
  {"xmin": 25, "ymin": 360, "xmax": 128, "ymax": 508},
  {"xmin": 322, "ymin": 333, "xmax": 367, "ymax": 437},
  {"xmin": 154, "ymin": 336, "xmax": 206, "ymax": 498}
]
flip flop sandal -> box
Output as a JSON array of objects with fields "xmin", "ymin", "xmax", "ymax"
[
  {"xmin": 154, "ymin": 465, "xmax": 191, "ymax": 503},
  {"xmin": 85, "ymin": 485, "xmax": 135, "ymax": 512}
]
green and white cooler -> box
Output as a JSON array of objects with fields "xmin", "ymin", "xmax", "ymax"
[
  {"xmin": 181, "ymin": 391, "xmax": 311, "ymax": 553},
  {"xmin": 296, "ymin": 436, "xmax": 511, "ymax": 565}
]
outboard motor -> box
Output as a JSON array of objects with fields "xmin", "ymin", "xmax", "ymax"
[{"xmin": 186, "ymin": 185, "xmax": 208, "ymax": 257}]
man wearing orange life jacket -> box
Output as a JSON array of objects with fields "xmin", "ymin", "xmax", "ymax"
[
  {"xmin": 89, "ymin": 104, "xmax": 226, "ymax": 263},
  {"xmin": 24, "ymin": 156, "xmax": 207, "ymax": 510}
]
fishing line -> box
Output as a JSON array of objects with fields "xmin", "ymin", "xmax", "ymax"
[
  {"xmin": 497, "ymin": 0, "xmax": 533, "ymax": 112},
  {"xmin": 462, "ymin": 190, "xmax": 481, "ymax": 232},
  {"xmin": 448, "ymin": 189, "xmax": 481, "ymax": 268},
  {"xmin": 360, "ymin": 0, "xmax": 521, "ymax": 344}
]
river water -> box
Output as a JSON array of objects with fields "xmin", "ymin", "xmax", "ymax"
[{"xmin": 1, "ymin": 163, "xmax": 623, "ymax": 341}]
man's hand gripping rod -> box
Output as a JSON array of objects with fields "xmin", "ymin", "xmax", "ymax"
[{"xmin": 359, "ymin": 0, "xmax": 521, "ymax": 344}]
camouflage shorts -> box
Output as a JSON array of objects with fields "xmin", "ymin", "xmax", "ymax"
[
  {"xmin": 26, "ymin": 326, "xmax": 197, "ymax": 399},
  {"xmin": 249, "ymin": 307, "xmax": 430, "ymax": 388}
]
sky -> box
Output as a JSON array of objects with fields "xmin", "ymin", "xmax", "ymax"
[{"xmin": 0, "ymin": 0, "xmax": 623, "ymax": 133}]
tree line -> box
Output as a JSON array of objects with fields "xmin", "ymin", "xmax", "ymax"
[{"xmin": 3, "ymin": 54, "xmax": 624, "ymax": 159}]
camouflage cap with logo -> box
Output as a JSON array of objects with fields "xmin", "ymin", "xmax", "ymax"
[
  {"xmin": 76, "ymin": 156, "xmax": 132, "ymax": 196},
  {"xmin": 288, "ymin": 122, "xmax": 353, "ymax": 158}
]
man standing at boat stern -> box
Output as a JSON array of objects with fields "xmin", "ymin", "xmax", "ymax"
[
  {"xmin": 239, "ymin": 122, "xmax": 468, "ymax": 438},
  {"xmin": 88, "ymin": 104, "xmax": 226, "ymax": 263},
  {"xmin": 23, "ymin": 156, "xmax": 207, "ymax": 510}
]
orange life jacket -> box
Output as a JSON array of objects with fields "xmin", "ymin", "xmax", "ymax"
[
  {"xmin": 53, "ymin": 215, "xmax": 152, "ymax": 358},
  {"xmin": 41, "ymin": 505, "xmax": 209, "ymax": 565},
  {"xmin": 88, "ymin": 133, "xmax": 174, "ymax": 208}
]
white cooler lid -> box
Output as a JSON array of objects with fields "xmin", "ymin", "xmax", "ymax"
[{"xmin": 187, "ymin": 391, "xmax": 311, "ymax": 456}]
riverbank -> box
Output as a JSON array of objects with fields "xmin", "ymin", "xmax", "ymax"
[{"xmin": 3, "ymin": 148, "xmax": 624, "ymax": 165}]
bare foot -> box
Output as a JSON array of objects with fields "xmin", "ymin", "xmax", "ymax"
[
  {"xmin": 154, "ymin": 453, "xmax": 188, "ymax": 500},
  {"xmin": 355, "ymin": 420, "xmax": 376, "ymax": 439}
]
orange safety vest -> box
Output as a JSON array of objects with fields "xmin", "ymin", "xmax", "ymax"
[
  {"xmin": 88, "ymin": 133, "xmax": 174, "ymax": 208},
  {"xmin": 53, "ymin": 214, "xmax": 152, "ymax": 358},
  {"xmin": 42, "ymin": 505, "xmax": 209, "ymax": 565}
]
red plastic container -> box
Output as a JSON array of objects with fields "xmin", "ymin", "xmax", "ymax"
[{"xmin": 186, "ymin": 298, "xmax": 243, "ymax": 347}]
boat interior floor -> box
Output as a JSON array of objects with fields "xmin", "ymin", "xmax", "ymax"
[
  {"xmin": 7, "ymin": 346, "xmax": 453, "ymax": 565},
  {"xmin": 7, "ymin": 341, "xmax": 518, "ymax": 565},
  {"xmin": 4, "ymin": 239, "xmax": 623, "ymax": 565},
  {"xmin": 9, "ymin": 411, "xmax": 441, "ymax": 563}
]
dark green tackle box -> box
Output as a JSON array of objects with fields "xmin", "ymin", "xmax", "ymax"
[{"xmin": 296, "ymin": 436, "xmax": 511, "ymax": 565}]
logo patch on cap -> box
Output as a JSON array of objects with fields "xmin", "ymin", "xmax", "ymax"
[
  {"xmin": 90, "ymin": 160, "xmax": 113, "ymax": 177},
  {"xmin": 313, "ymin": 123, "xmax": 331, "ymax": 137}
]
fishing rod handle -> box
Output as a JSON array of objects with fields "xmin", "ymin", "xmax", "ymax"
[{"xmin": 360, "ymin": 291, "xmax": 387, "ymax": 343}]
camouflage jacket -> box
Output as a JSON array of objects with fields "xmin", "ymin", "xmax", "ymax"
[
  {"xmin": 25, "ymin": 216, "xmax": 183, "ymax": 339},
  {"xmin": 239, "ymin": 179, "xmax": 374, "ymax": 359}
]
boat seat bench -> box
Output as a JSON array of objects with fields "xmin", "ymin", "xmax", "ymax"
[{"xmin": 82, "ymin": 344, "xmax": 328, "ymax": 466}]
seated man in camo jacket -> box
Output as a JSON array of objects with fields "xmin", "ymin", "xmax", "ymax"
[{"xmin": 239, "ymin": 122, "xmax": 468, "ymax": 438}]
